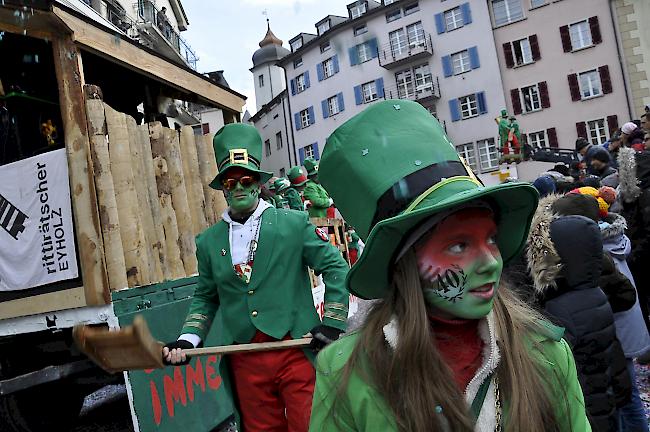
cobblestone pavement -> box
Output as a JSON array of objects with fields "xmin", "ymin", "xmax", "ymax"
[{"xmin": 635, "ymin": 361, "xmax": 650, "ymax": 425}]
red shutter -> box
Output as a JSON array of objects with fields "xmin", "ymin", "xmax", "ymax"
[
  {"xmin": 503, "ymin": 42, "xmax": 514, "ymax": 68},
  {"xmin": 539, "ymin": 81, "xmax": 551, "ymax": 108},
  {"xmin": 576, "ymin": 122, "xmax": 588, "ymax": 139},
  {"xmin": 599, "ymin": 65, "xmax": 612, "ymax": 94},
  {"xmin": 560, "ymin": 25, "xmax": 572, "ymax": 52},
  {"xmin": 511, "ymin": 89, "xmax": 522, "ymax": 115},
  {"xmin": 568, "ymin": 73, "xmax": 581, "ymax": 101},
  {"xmin": 530, "ymin": 34, "xmax": 541, "ymax": 61},
  {"xmin": 589, "ymin": 16, "xmax": 602, "ymax": 45},
  {"xmin": 547, "ymin": 128, "xmax": 559, "ymax": 148},
  {"xmin": 607, "ymin": 115, "xmax": 619, "ymax": 134}
]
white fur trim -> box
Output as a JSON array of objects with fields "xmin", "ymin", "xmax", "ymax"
[{"xmin": 382, "ymin": 317, "xmax": 399, "ymax": 350}]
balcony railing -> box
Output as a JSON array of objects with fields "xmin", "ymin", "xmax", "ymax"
[
  {"xmin": 378, "ymin": 33, "xmax": 434, "ymax": 70},
  {"xmin": 384, "ymin": 77, "xmax": 441, "ymax": 102}
]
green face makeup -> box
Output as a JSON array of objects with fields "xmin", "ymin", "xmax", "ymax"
[
  {"xmin": 226, "ymin": 182, "xmax": 259, "ymax": 213},
  {"xmin": 414, "ymin": 208, "xmax": 503, "ymax": 320}
]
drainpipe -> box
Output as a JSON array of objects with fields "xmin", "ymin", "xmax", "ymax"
[
  {"xmin": 281, "ymin": 62, "xmax": 298, "ymax": 167},
  {"xmin": 282, "ymin": 93, "xmax": 293, "ymax": 170},
  {"xmin": 609, "ymin": 0, "xmax": 634, "ymax": 120}
]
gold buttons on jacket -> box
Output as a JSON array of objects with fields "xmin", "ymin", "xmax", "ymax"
[
  {"xmin": 251, "ymin": 310, "xmax": 258, "ymax": 317},
  {"xmin": 247, "ymin": 290, "xmax": 254, "ymax": 295}
]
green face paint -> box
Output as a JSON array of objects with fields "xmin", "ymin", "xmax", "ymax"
[
  {"xmin": 226, "ymin": 182, "xmax": 260, "ymax": 213},
  {"xmin": 414, "ymin": 208, "xmax": 503, "ymax": 320}
]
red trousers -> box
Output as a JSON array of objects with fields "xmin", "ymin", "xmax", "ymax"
[
  {"xmin": 229, "ymin": 331, "xmax": 315, "ymax": 432},
  {"xmin": 349, "ymin": 248, "xmax": 359, "ymax": 265}
]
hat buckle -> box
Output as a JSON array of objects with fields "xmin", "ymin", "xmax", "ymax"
[{"xmin": 229, "ymin": 149, "xmax": 249, "ymax": 165}]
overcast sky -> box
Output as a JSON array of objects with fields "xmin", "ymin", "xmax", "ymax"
[{"xmin": 182, "ymin": 0, "xmax": 352, "ymax": 115}]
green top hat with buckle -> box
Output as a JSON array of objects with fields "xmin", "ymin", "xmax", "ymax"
[
  {"xmin": 209, "ymin": 123, "xmax": 273, "ymax": 190},
  {"xmin": 319, "ymin": 100, "xmax": 539, "ymax": 300},
  {"xmin": 303, "ymin": 157, "xmax": 319, "ymax": 177},
  {"xmin": 288, "ymin": 166, "xmax": 308, "ymax": 187}
]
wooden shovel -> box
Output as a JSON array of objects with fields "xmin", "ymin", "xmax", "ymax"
[{"xmin": 73, "ymin": 315, "xmax": 312, "ymax": 374}]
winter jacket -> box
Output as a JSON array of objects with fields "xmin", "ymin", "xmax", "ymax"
[
  {"xmin": 600, "ymin": 253, "xmax": 636, "ymax": 313},
  {"xmin": 600, "ymin": 212, "xmax": 650, "ymax": 358},
  {"xmin": 310, "ymin": 312, "xmax": 590, "ymax": 431},
  {"xmin": 526, "ymin": 210, "xmax": 631, "ymax": 432}
]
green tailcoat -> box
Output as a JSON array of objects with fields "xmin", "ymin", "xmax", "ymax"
[
  {"xmin": 284, "ymin": 188, "xmax": 304, "ymax": 211},
  {"xmin": 303, "ymin": 180, "xmax": 331, "ymax": 218}
]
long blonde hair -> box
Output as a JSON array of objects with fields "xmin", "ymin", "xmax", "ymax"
[{"xmin": 333, "ymin": 251, "xmax": 565, "ymax": 431}]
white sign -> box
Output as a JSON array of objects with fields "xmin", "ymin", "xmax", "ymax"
[{"xmin": 0, "ymin": 149, "xmax": 78, "ymax": 291}]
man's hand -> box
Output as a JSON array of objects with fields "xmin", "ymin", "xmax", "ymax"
[
  {"xmin": 162, "ymin": 340, "xmax": 194, "ymax": 365},
  {"xmin": 308, "ymin": 325, "xmax": 343, "ymax": 352}
]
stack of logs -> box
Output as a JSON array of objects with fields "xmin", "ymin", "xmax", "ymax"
[{"xmin": 84, "ymin": 85, "xmax": 227, "ymax": 290}]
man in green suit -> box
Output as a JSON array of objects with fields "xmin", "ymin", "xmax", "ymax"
[
  {"xmin": 302, "ymin": 157, "xmax": 333, "ymax": 218},
  {"xmin": 162, "ymin": 123, "xmax": 349, "ymax": 432},
  {"xmin": 286, "ymin": 165, "xmax": 307, "ymax": 211}
]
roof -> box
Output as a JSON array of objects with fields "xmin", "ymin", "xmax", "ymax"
[{"xmin": 250, "ymin": 89, "xmax": 288, "ymax": 123}]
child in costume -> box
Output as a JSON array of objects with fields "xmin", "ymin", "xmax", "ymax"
[{"xmin": 310, "ymin": 100, "xmax": 590, "ymax": 432}]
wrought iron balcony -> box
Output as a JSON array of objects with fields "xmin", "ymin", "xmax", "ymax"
[
  {"xmin": 384, "ymin": 77, "xmax": 441, "ymax": 102},
  {"xmin": 378, "ymin": 33, "xmax": 434, "ymax": 70}
]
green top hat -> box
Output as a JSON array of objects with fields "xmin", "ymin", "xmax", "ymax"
[
  {"xmin": 319, "ymin": 100, "xmax": 539, "ymax": 300},
  {"xmin": 273, "ymin": 177, "xmax": 291, "ymax": 193},
  {"xmin": 288, "ymin": 166, "xmax": 308, "ymax": 187},
  {"xmin": 209, "ymin": 123, "xmax": 273, "ymax": 190},
  {"xmin": 303, "ymin": 157, "xmax": 319, "ymax": 176}
]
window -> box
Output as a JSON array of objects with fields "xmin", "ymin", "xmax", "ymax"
[
  {"xmin": 296, "ymin": 73, "xmax": 307, "ymax": 93},
  {"xmin": 578, "ymin": 70, "xmax": 601, "ymax": 99},
  {"xmin": 300, "ymin": 109, "xmax": 311, "ymax": 128},
  {"xmin": 290, "ymin": 39, "xmax": 302, "ymax": 51},
  {"xmin": 512, "ymin": 38, "xmax": 532, "ymax": 66},
  {"xmin": 406, "ymin": 22, "xmax": 425, "ymax": 48},
  {"xmin": 265, "ymin": 139, "xmax": 271, "ymax": 157},
  {"xmin": 386, "ymin": 9, "xmax": 402, "ymax": 22},
  {"xmin": 318, "ymin": 21, "xmax": 330, "ymax": 35},
  {"xmin": 460, "ymin": 94, "xmax": 478, "ymax": 119},
  {"xmin": 531, "ymin": 0, "xmax": 546, "ymax": 8},
  {"xmin": 294, "ymin": 57, "xmax": 303, "ymax": 68},
  {"xmin": 327, "ymin": 95, "xmax": 340, "ymax": 116},
  {"xmin": 444, "ymin": 7, "xmax": 464, "ymax": 31},
  {"xmin": 414, "ymin": 63, "xmax": 433, "ymax": 93},
  {"xmin": 457, "ymin": 143, "xmax": 478, "ymax": 172},
  {"xmin": 279, "ymin": 168, "xmax": 286, "ymax": 177},
  {"xmin": 323, "ymin": 57, "xmax": 335, "ymax": 78},
  {"xmin": 362, "ymin": 81, "xmax": 378, "ymax": 102},
  {"xmin": 389, "ymin": 29, "xmax": 408, "ymax": 57},
  {"xmin": 350, "ymin": 3, "xmax": 366, "ymax": 19},
  {"xmin": 587, "ymin": 119, "xmax": 607, "ymax": 145},
  {"xmin": 452, "ymin": 50, "xmax": 470, "ymax": 75},
  {"xmin": 258, "ymin": 74, "xmax": 264, "ymax": 87},
  {"xmin": 396, "ymin": 70, "xmax": 415, "ymax": 99},
  {"xmin": 276, "ymin": 132, "xmax": 283, "ymax": 150},
  {"xmin": 477, "ymin": 138, "xmax": 499, "ymax": 171},
  {"xmin": 357, "ymin": 41, "xmax": 374, "ymax": 63},
  {"xmin": 569, "ymin": 20, "xmax": 592, "ymax": 50},
  {"xmin": 320, "ymin": 42, "xmax": 331, "ymax": 53},
  {"xmin": 521, "ymin": 84, "xmax": 541, "ymax": 112},
  {"xmin": 304, "ymin": 143, "xmax": 315, "ymax": 159},
  {"xmin": 492, "ymin": 0, "xmax": 523, "ymax": 27},
  {"xmin": 354, "ymin": 25, "xmax": 368, "ymax": 36},
  {"xmin": 528, "ymin": 131, "xmax": 546, "ymax": 149},
  {"xmin": 404, "ymin": 2, "xmax": 419, "ymax": 15}
]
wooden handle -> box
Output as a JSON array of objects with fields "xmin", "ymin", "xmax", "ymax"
[{"xmin": 183, "ymin": 338, "xmax": 313, "ymax": 356}]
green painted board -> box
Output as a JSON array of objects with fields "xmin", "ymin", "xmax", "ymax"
[{"xmin": 114, "ymin": 280, "xmax": 234, "ymax": 431}]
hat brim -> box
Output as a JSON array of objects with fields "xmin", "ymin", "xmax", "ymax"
[
  {"xmin": 347, "ymin": 179, "xmax": 539, "ymax": 300},
  {"xmin": 291, "ymin": 179, "xmax": 308, "ymax": 187},
  {"xmin": 209, "ymin": 163, "xmax": 273, "ymax": 190}
]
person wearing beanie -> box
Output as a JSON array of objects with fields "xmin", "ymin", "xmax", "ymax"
[
  {"xmin": 622, "ymin": 121, "xmax": 645, "ymax": 151},
  {"xmin": 577, "ymin": 137, "xmax": 613, "ymax": 176},
  {"xmin": 590, "ymin": 150, "xmax": 617, "ymax": 179},
  {"xmin": 532, "ymin": 175, "xmax": 556, "ymax": 197}
]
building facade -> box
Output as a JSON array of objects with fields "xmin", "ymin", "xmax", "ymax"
[{"xmin": 491, "ymin": 0, "xmax": 630, "ymax": 150}]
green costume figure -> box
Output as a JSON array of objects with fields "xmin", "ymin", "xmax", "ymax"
[
  {"xmin": 302, "ymin": 157, "xmax": 333, "ymax": 218},
  {"xmin": 309, "ymin": 101, "xmax": 590, "ymax": 431},
  {"xmin": 496, "ymin": 109, "xmax": 510, "ymax": 151},
  {"xmin": 287, "ymin": 165, "xmax": 307, "ymax": 211},
  {"xmin": 272, "ymin": 177, "xmax": 291, "ymax": 209}
]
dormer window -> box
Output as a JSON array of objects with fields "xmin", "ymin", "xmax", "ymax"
[
  {"xmin": 350, "ymin": 3, "xmax": 367, "ymax": 19},
  {"xmin": 290, "ymin": 38, "xmax": 303, "ymax": 52},
  {"xmin": 318, "ymin": 20, "xmax": 331, "ymax": 35}
]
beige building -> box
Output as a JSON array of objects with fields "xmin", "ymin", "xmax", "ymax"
[
  {"xmin": 611, "ymin": 0, "xmax": 650, "ymax": 117},
  {"xmin": 490, "ymin": 0, "xmax": 630, "ymax": 150}
]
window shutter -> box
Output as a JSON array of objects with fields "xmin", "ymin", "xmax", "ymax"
[
  {"xmin": 530, "ymin": 35, "xmax": 541, "ymax": 61},
  {"xmin": 442, "ymin": 55, "xmax": 453, "ymax": 77},
  {"xmin": 368, "ymin": 38, "xmax": 379, "ymax": 58},
  {"xmin": 294, "ymin": 112, "xmax": 302, "ymax": 130},
  {"xmin": 201, "ymin": 123, "xmax": 210, "ymax": 134},
  {"xmin": 354, "ymin": 85, "xmax": 363, "ymax": 105},
  {"xmin": 547, "ymin": 128, "xmax": 558, "ymax": 148},
  {"xmin": 313, "ymin": 142, "xmax": 320, "ymax": 160},
  {"xmin": 568, "ymin": 73, "xmax": 581, "ymax": 101},
  {"xmin": 607, "ymin": 115, "xmax": 619, "ymax": 134},
  {"xmin": 376, "ymin": 78, "xmax": 385, "ymax": 98},
  {"xmin": 599, "ymin": 65, "xmax": 612, "ymax": 94},
  {"xmin": 477, "ymin": 92, "xmax": 487, "ymax": 114},
  {"xmin": 503, "ymin": 43, "xmax": 514, "ymax": 68},
  {"xmin": 435, "ymin": 13, "xmax": 445, "ymax": 34},
  {"xmin": 589, "ymin": 16, "xmax": 602, "ymax": 45},
  {"xmin": 461, "ymin": 3, "xmax": 472, "ymax": 25},
  {"xmin": 349, "ymin": 46, "xmax": 359, "ymax": 66},
  {"xmin": 449, "ymin": 99, "xmax": 461, "ymax": 122},
  {"xmin": 560, "ymin": 25, "xmax": 572, "ymax": 52},
  {"xmin": 308, "ymin": 106, "xmax": 315, "ymax": 125},
  {"xmin": 321, "ymin": 99, "xmax": 329, "ymax": 119},
  {"xmin": 337, "ymin": 92, "xmax": 345, "ymax": 112},
  {"xmin": 510, "ymin": 89, "xmax": 522, "ymax": 115},
  {"xmin": 576, "ymin": 122, "xmax": 587, "ymax": 139},
  {"xmin": 299, "ymin": 147, "xmax": 305, "ymax": 165},
  {"xmin": 317, "ymin": 63, "xmax": 324, "ymax": 81},
  {"xmin": 290, "ymin": 79, "xmax": 296, "ymax": 96},
  {"xmin": 333, "ymin": 55, "xmax": 340, "ymax": 74},
  {"xmin": 304, "ymin": 71, "xmax": 310, "ymax": 88},
  {"xmin": 539, "ymin": 81, "xmax": 551, "ymax": 108},
  {"xmin": 469, "ymin": 46, "xmax": 480, "ymax": 69}
]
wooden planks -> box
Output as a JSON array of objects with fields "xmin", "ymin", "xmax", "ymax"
[
  {"xmin": 196, "ymin": 133, "xmax": 227, "ymax": 224},
  {"xmin": 179, "ymin": 126, "xmax": 208, "ymax": 236}
]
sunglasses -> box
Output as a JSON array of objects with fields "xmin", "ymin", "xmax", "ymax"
[{"xmin": 221, "ymin": 176, "xmax": 257, "ymax": 191}]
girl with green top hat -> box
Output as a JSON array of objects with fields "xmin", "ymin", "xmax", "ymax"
[{"xmin": 309, "ymin": 100, "xmax": 590, "ymax": 432}]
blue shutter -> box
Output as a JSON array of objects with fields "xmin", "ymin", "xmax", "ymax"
[
  {"xmin": 354, "ymin": 85, "xmax": 363, "ymax": 105},
  {"xmin": 317, "ymin": 63, "xmax": 324, "ymax": 81},
  {"xmin": 290, "ymin": 79, "xmax": 296, "ymax": 96},
  {"xmin": 477, "ymin": 92, "xmax": 487, "ymax": 114},
  {"xmin": 469, "ymin": 46, "xmax": 480, "ymax": 69},
  {"xmin": 449, "ymin": 99, "xmax": 461, "ymax": 122},
  {"xmin": 368, "ymin": 38, "xmax": 379, "ymax": 58},
  {"xmin": 321, "ymin": 99, "xmax": 329, "ymax": 119},
  {"xmin": 299, "ymin": 147, "xmax": 305, "ymax": 165},
  {"xmin": 461, "ymin": 3, "xmax": 472, "ymax": 25},
  {"xmin": 294, "ymin": 112, "xmax": 302, "ymax": 130},
  {"xmin": 308, "ymin": 106, "xmax": 315, "ymax": 125},
  {"xmin": 435, "ymin": 13, "xmax": 445, "ymax": 34},
  {"xmin": 337, "ymin": 92, "xmax": 345, "ymax": 112},
  {"xmin": 333, "ymin": 55, "xmax": 340, "ymax": 74},
  {"xmin": 349, "ymin": 46, "xmax": 359, "ymax": 66},
  {"xmin": 304, "ymin": 71, "xmax": 310, "ymax": 88},
  {"xmin": 442, "ymin": 55, "xmax": 453, "ymax": 77},
  {"xmin": 313, "ymin": 142, "xmax": 320, "ymax": 160},
  {"xmin": 376, "ymin": 78, "xmax": 385, "ymax": 99}
]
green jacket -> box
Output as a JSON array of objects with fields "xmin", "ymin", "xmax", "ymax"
[
  {"xmin": 310, "ymin": 324, "xmax": 590, "ymax": 431},
  {"xmin": 303, "ymin": 180, "xmax": 331, "ymax": 218},
  {"xmin": 284, "ymin": 187, "xmax": 304, "ymax": 211},
  {"xmin": 273, "ymin": 194, "xmax": 288, "ymax": 209}
]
